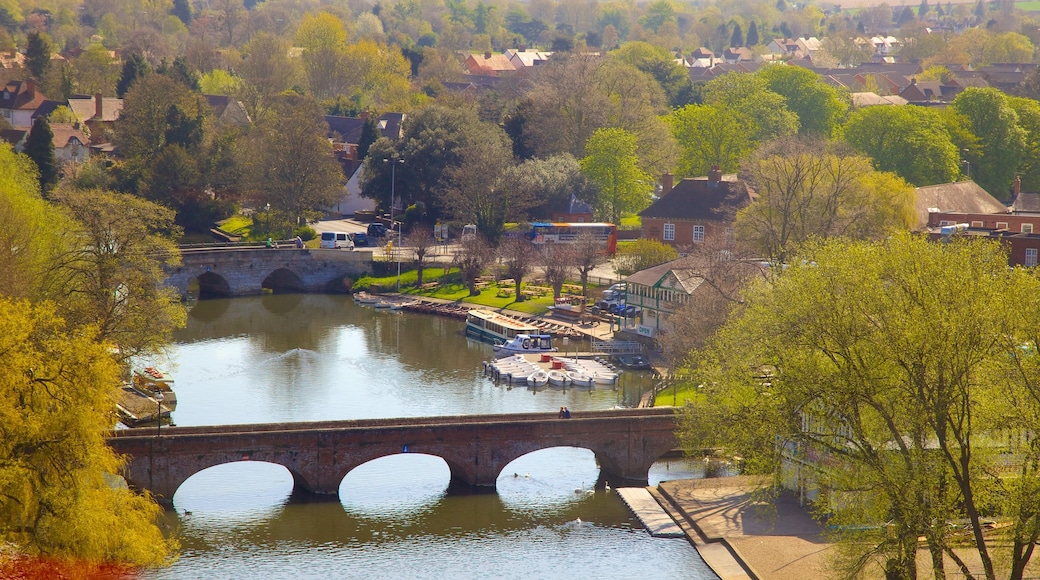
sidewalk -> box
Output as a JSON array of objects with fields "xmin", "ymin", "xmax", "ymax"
[{"xmin": 654, "ymin": 477, "xmax": 832, "ymax": 580}]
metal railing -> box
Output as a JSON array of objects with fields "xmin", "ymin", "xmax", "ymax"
[{"xmin": 591, "ymin": 340, "xmax": 643, "ymax": 355}]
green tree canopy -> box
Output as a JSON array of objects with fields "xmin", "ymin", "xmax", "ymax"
[
  {"xmin": 950, "ymin": 87, "xmax": 1026, "ymax": 200},
  {"xmin": 580, "ymin": 127, "xmax": 654, "ymax": 225},
  {"xmin": 735, "ymin": 137, "xmax": 915, "ymax": 263},
  {"xmin": 702, "ymin": 73, "xmax": 799, "ymax": 143},
  {"xmin": 841, "ymin": 105, "xmax": 960, "ymax": 186},
  {"xmin": 669, "ymin": 103, "xmax": 755, "ymax": 178},
  {"xmin": 756, "ymin": 64, "xmax": 849, "ymax": 137},
  {"xmin": 682, "ymin": 233, "xmax": 1040, "ymax": 579},
  {"xmin": 23, "ymin": 115, "xmax": 57, "ymax": 195}
]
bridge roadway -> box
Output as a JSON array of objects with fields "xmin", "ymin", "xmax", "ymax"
[{"xmin": 107, "ymin": 408, "xmax": 679, "ymax": 505}]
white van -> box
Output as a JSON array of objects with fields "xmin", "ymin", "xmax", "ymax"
[{"xmin": 319, "ymin": 231, "xmax": 354, "ymax": 250}]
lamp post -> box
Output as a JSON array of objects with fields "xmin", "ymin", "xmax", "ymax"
[
  {"xmin": 384, "ymin": 158, "xmax": 404, "ymax": 291},
  {"xmin": 155, "ymin": 391, "xmax": 164, "ymax": 437}
]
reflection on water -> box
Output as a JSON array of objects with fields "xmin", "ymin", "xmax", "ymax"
[{"xmin": 142, "ymin": 295, "xmax": 716, "ymax": 579}]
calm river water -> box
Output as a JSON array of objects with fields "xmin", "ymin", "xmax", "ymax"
[{"xmin": 141, "ymin": 294, "xmax": 718, "ymax": 579}]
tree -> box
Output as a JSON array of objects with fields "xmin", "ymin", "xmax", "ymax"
[
  {"xmin": 116, "ymin": 53, "xmax": 150, "ymax": 98},
  {"xmin": 571, "ymin": 230, "xmax": 607, "ymax": 299},
  {"xmin": 404, "ymin": 226, "xmax": 435, "ymax": 287},
  {"xmin": 236, "ymin": 33, "xmax": 299, "ymax": 119},
  {"xmin": 25, "ymin": 31, "xmax": 52, "ymax": 79},
  {"xmin": 681, "ymin": 233, "xmax": 1040, "ymax": 579},
  {"xmin": 580, "ymin": 127, "xmax": 654, "ymax": 224},
  {"xmin": 453, "ymin": 234, "xmax": 494, "ymax": 295},
  {"xmin": 756, "ymin": 64, "xmax": 849, "ymax": 137},
  {"xmin": 669, "ymin": 104, "xmax": 755, "ymax": 178},
  {"xmin": 950, "ymin": 87, "xmax": 1026, "ymax": 200},
  {"xmin": 498, "ymin": 236, "xmax": 538, "ymax": 301},
  {"xmin": 238, "ymin": 94, "xmax": 344, "ymax": 233},
  {"xmin": 735, "ymin": 137, "xmax": 916, "ymax": 264},
  {"xmin": 1009, "ymin": 96, "xmax": 1040, "ymax": 192},
  {"xmin": 703, "ymin": 73, "xmax": 799, "ymax": 144},
  {"xmin": 51, "ymin": 188, "xmax": 186, "ymax": 364},
  {"xmin": 442, "ymin": 123, "xmax": 520, "ymax": 244},
  {"xmin": 610, "ymin": 41, "xmax": 692, "ymax": 108},
  {"xmin": 842, "ymin": 105, "xmax": 961, "ymax": 186},
  {"xmin": 295, "ymin": 11, "xmax": 348, "ymax": 100},
  {"xmin": 502, "ymin": 153, "xmax": 598, "ymax": 221},
  {"xmin": 23, "ymin": 115, "xmax": 57, "ymax": 195},
  {"xmin": 541, "ymin": 242, "xmax": 573, "ymax": 299},
  {"xmin": 747, "ymin": 21, "xmax": 760, "ymax": 46},
  {"xmin": 613, "ymin": 238, "xmax": 678, "ymax": 277},
  {"xmin": 357, "ymin": 117, "xmax": 379, "ymax": 160},
  {"xmin": 73, "ymin": 42, "xmax": 118, "ymax": 96},
  {"xmin": 0, "ymin": 299, "xmax": 176, "ymax": 567},
  {"xmin": 729, "ymin": 22, "xmax": 743, "ymax": 47}
]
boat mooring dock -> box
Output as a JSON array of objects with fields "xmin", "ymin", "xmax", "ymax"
[{"xmin": 615, "ymin": 487, "xmax": 685, "ymax": 538}]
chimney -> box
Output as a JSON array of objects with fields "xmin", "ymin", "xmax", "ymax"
[
  {"xmin": 708, "ymin": 164, "xmax": 722, "ymax": 184},
  {"xmin": 484, "ymin": 51, "xmax": 492, "ymax": 59},
  {"xmin": 661, "ymin": 172, "xmax": 673, "ymax": 195},
  {"xmin": 95, "ymin": 93, "xmax": 103, "ymax": 121}
]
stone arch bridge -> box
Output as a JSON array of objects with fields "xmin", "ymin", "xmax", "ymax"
[
  {"xmin": 106, "ymin": 408, "xmax": 679, "ymax": 505},
  {"xmin": 165, "ymin": 247, "xmax": 373, "ymax": 297}
]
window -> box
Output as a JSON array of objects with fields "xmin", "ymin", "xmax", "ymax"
[
  {"xmin": 1024, "ymin": 224, "xmax": 1034, "ymax": 234},
  {"xmin": 663, "ymin": 223, "xmax": 675, "ymax": 241},
  {"xmin": 997, "ymin": 222, "xmax": 1009, "ymax": 230},
  {"xmin": 939, "ymin": 220, "xmax": 953, "ymax": 226},
  {"xmin": 971, "ymin": 221, "xmax": 984, "ymax": 228},
  {"xmin": 692, "ymin": 225, "xmax": 705, "ymax": 243},
  {"xmin": 1028, "ymin": 248, "xmax": 1038, "ymax": 267}
]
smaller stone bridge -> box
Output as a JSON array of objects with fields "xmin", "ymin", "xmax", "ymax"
[
  {"xmin": 107, "ymin": 408, "xmax": 679, "ymax": 505},
  {"xmin": 165, "ymin": 247, "xmax": 373, "ymax": 298}
]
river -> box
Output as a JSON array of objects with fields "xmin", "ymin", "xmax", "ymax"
[{"xmin": 140, "ymin": 294, "xmax": 718, "ymax": 579}]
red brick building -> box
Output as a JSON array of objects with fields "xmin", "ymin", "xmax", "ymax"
[{"xmin": 638, "ymin": 167, "xmax": 755, "ymax": 249}]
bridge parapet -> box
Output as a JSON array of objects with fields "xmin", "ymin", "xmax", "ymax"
[
  {"xmin": 165, "ymin": 247, "xmax": 373, "ymax": 297},
  {"xmin": 108, "ymin": 409, "xmax": 679, "ymax": 505}
]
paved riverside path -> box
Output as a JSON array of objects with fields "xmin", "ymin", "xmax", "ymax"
[
  {"xmin": 615, "ymin": 487, "xmax": 685, "ymax": 537},
  {"xmin": 654, "ymin": 477, "xmax": 831, "ymax": 580}
]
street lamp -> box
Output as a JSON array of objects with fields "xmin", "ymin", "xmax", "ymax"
[
  {"xmin": 155, "ymin": 391, "xmax": 164, "ymax": 437},
  {"xmin": 383, "ymin": 157, "xmax": 404, "ymax": 292}
]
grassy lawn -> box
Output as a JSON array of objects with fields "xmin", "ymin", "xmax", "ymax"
[
  {"xmin": 354, "ymin": 268, "xmax": 583, "ymax": 315},
  {"xmin": 217, "ymin": 215, "xmax": 253, "ymax": 238},
  {"xmin": 619, "ymin": 215, "xmax": 641, "ymax": 230}
]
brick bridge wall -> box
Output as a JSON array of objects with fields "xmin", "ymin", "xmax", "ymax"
[
  {"xmin": 165, "ymin": 247, "xmax": 374, "ymax": 297},
  {"xmin": 107, "ymin": 408, "xmax": 679, "ymax": 505}
]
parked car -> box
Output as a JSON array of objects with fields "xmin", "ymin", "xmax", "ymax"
[
  {"xmin": 367, "ymin": 223, "xmax": 388, "ymax": 238},
  {"xmin": 353, "ymin": 232, "xmax": 368, "ymax": 247}
]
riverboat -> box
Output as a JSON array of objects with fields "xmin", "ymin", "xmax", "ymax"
[
  {"xmin": 132, "ymin": 367, "xmax": 176, "ymax": 408},
  {"xmin": 465, "ymin": 309, "xmax": 541, "ymax": 345},
  {"xmin": 493, "ymin": 333, "xmax": 557, "ymax": 357}
]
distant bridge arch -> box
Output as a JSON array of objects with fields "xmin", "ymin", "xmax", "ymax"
[
  {"xmin": 107, "ymin": 409, "xmax": 679, "ymax": 505},
  {"xmin": 166, "ymin": 248, "xmax": 372, "ymax": 297}
]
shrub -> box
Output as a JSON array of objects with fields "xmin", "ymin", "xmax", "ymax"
[{"xmin": 294, "ymin": 225, "xmax": 316, "ymax": 241}]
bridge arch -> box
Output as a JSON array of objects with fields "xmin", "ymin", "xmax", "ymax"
[
  {"xmin": 261, "ymin": 268, "xmax": 306, "ymax": 294},
  {"xmin": 193, "ymin": 271, "xmax": 231, "ymax": 299}
]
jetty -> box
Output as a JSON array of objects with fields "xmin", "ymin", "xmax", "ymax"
[{"xmin": 615, "ymin": 487, "xmax": 685, "ymax": 537}]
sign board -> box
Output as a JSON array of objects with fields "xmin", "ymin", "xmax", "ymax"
[{"xmin": 637, "ymin": 325, "xmax": 654, "ymax": 337}]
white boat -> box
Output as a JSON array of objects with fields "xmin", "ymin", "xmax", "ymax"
[
  {"xmin": 493, "ymin": 333, "xmax": 557, "ymax": 357},
  {"xmin": 353, "ymin": 291, "xmax": 382, "ymax": 305},
  {"xmin": 548, "ymin": 369, "xmax": 570, "ymax": 386},
  {"xmin": 373, "ymin": 300, "xmax": 393, "ymax": 309},
  {"xmin": 465, "ymin": 310, "xmax": 542, "ymax": 345},
  {"xmin": 527, "ymin": 369, "xmax": 549, "ymax": 388},
  {"xmin": 565, "ymin": 370, "xmax": 594, "ymax": 388}
]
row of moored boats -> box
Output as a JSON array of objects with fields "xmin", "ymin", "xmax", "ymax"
[{"xmin": 483, "ymin": 355, "xmax": 620, "ymax": 388}]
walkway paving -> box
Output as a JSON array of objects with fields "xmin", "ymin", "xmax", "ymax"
[
  {"xmin": 615, "ymin": 487, "xmax": 685, "ymax": 537},
  {"xmin": 653, "ymin": 477, "xmax": 832, "ymax": 580}
]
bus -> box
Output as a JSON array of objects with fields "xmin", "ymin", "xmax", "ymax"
[{"xmin": 526, "ymin": 222, "xmax": 618, "ymax": 255}]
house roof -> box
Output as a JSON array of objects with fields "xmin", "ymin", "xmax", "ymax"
[
  {"xmin": 324, "ymin": 112, "xmax": 405, "ymax": 144},
  {"xmin": 0, "ymin": 128, "xmax": 26, "ymax": 147},
  {"xmin": 50, "ymin": 123, "xmax": 90, "ymax": 148},
  {"xmin": 67, "ymin": 95, "xmax": 124, "ymax": 122},
  {"xmin": 915, "ymin": 181, "xmax": 1008, "ymax": 229},
  {"xmin": 507, "ymin": 49, "xmax": 552, "ymax": 67},
  {"xmin": 639, "ymin": 174, "xmax": 754, "ymax": 222},
  {"xmin": 625, "ymin": 259, "xmax": 706, "ymax": 295},
  {"xmin": 466, "ymin": 52, "xmax": 516, "ymax": 74},
  {"xmin": 851, "ymin": 92, "xmax": 908, "ymax": 107},
  {"xmin": 1, "ymin": 80, "xmax": 47, "ymax": 111},
  {"xmin": 1011, "ymin": 191, "xmax": 1040, "ymax": 213}
]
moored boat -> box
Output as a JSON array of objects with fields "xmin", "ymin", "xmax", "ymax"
[
  {"xmin": 353, "ymin": 291, "xmax": 382, "ymax": 305},
  {"xmin": 547, "ymin": 369, "xmax": 570, "ymax": 387},
  {"xmin": 132, "ymin": 367, "xmax": 176, "ymax": 409},
  {"xmin": 565, "ymin": 370, "xmax": 594, "ymax": 388},
  {"xmin": 493, "ymin": 333, "xmax": 557, "ymax": 357},
  {"xmin": 527, "ymin": 369, "xmax": 549, "ymax": 388},
  {"xmin": 465, "ymin": 309, "xmax": 542, "ymax": 345}
]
